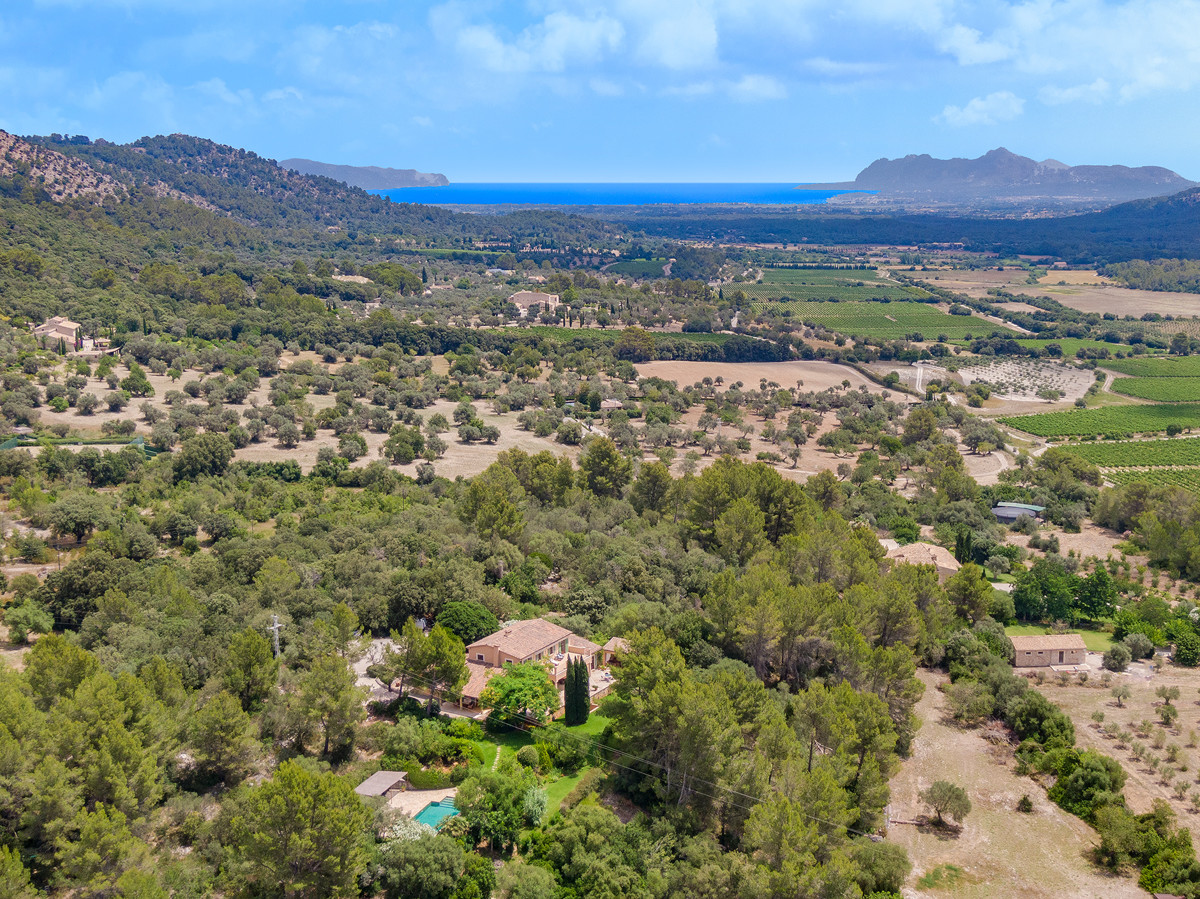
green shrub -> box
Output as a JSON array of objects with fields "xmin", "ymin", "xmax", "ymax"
[
  {"xmin": 562, "ymin": 768, "xmax": 605, "ymax": 809},
  {"xmin": 516, "ymin": 745, "xmax": 540, "ymax": 769}
]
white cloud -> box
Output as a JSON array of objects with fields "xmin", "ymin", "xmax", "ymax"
[
  {"xmin": 412, "ymin": 115, "xmax": 433, "ymax": 127},
  {"xmin": 728, "ymin": 73, "xmax": 786, "ymax": 101},
  {"xmin": 630, "ymin": 4, "xmax": 719, "ymax": 70},
  {"xmin": 1039, "ymin": 78, "xmax": 1110, "ymax": 105},
  {"xmin": 589, "ymin": 77, "xmax": 624, "ymax": 96},
  {"xmin": 936, "ymin": 23, "xmax": 1011, "ymax": 65},
  {"xmin": 263, "ymin": 86, "xmax": 303, "ymax": 103},
  {"xmin": 937, "ymin": 90, "xmax": 1024, "ymax": 126},
  {"xmin": 663, "ymin": 81, "xmax": 714, "ymax": 97},
  {"xmin": 804, "ymin": 56, "xmax": 885, "ymax": 77},
  {"xmin": 439, "ymin": 8, "xmax": 623, "ymax": 74},
  {"xmin": 193, "ymin": 77, "xmax": 255, "ymax": 109}
]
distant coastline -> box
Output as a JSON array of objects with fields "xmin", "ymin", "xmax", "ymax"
[{"xmin": 370, "ymin": 183, "xmax": 869, "ymax": 206}]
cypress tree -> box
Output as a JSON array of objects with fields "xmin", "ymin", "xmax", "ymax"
[{"xmin": 565, "ymin": 657, "xmax": 590, "ymax": 727}]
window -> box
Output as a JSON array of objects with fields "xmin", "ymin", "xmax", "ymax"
[{"xmin": 476, "ymin": 653, "xmax": 484, "ymax": 661}]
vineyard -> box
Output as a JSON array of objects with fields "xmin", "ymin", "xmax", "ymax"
[
  {"xmin": 1110, "ymin": 376, "xmax": 1200, "ymax": 402},
  {"xmin": 1000, "ymin": 403, "xmax": 1200, "ymax": 437},
  {"xmin": 1102, "ymin": 356, "xmax": 1200, "ymax": 377},
  {"xmin": 1103, "ymin": 468, "xmax": 1200, "ymax": 490},
  {"xmin": 747, "ymin": 300, "xmax": 1013, "ymax": 341},
  {"xmin": 737, "ymin": 268, "xmax": 926, "ymax": 303},
  {"xmin": 1059, "ymin": 437, "xmax": 1200, "ymax": 467}
]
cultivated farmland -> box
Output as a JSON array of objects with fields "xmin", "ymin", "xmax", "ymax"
[
  {"xmin": 737, "ymin": 267, "xmax": 923, "ymax": 302},
  {"xmin": 1110, "ymin": 376, "xmax": 1200, "ymax": 402},
  {"xmin": 1060, "ymin": 437, "xmax": 1200, "ymax": 467},
  {"xmin": 1103, "ymin": 468, "xmax": 1200, "ymax": 490},
  {"xmin": 751, "ymin": 300, "xmax": 1013, "ymax": 341},
  {"xmin": 1001, "ymin": 403, "xmax": 1200, "ymax": 437},
  {"xmin": 1102, "ymin": 356, "xmax": 1200, "ymax": 377}
]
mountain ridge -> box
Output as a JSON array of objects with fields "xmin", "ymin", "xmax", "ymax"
[
  {"xmin": 279, "ymin": 158, "xmax": 448, "ymax": 189},
  {"xmin": 802, "ymin": 147, "xmax": 1196, "ymax": 212}
]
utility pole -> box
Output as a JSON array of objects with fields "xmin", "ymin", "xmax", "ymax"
[{"xmin": 268, "ymin": 615, "xmax": 283, "ymax": 659}]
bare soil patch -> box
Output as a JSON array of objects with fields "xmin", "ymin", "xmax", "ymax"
[
  {"xmin": 925, "ymin": 268, "xmax": 1200, "ymax": 318},
  {"xmin": 635, "ymin": 360, "xmax": 915, "ymax": 401},
  {"xmin": 890, "ymin": 669, "xmax": 1144, "ymax": 898},
  {"xmin": 1037, "ymin": 271, "xmax": 1115, "ymax": 287}
]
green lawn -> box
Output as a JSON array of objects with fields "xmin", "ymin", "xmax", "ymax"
[
  {"xmin": 543, "ymin": 769, "xmax": 588, "ymax": 821},
  {"xmin": 475, "ymin": 713, "xmax": 610, "ymax": 766},
  {"xmin": 1005, "ymin": 624, "xmax": 1114, "ymax": 652}
]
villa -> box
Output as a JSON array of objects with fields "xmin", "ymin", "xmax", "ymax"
[{"xmin": 459, "ymin": 619, "xmax": 610, "ymax": 711}]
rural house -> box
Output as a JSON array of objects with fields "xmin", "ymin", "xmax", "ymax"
[
  {"xmin": 884, "ymin": 541, "xmax": 961, "ymax": 583},
  {"xmin": 508, "ymin": 290, "xmax": 560, "ymax": 318},
  {"xmin": 1010, "ymin": 634, "xmax": 1087, "ymax": 668},
  {"xmin": 460, "ymin": 619, "xmax": 606, "ymax": 709},
  {"xmin": 33, "ymin": 315, "xmax": 80, "ymax": 347}
]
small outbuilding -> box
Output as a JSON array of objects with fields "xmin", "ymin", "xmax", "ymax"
[
  {"xmin": 1010, "ymin": 634, "xmax": 1087, "ymax": 668},
  {"xmin": 993, "ymin": 502, "xmax": 1045, "ymax": 524},
  {"xmin": 355, "ymin": 770, "xmax": 408, "ymax": 799}
]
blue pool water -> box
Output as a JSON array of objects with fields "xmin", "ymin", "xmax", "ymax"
[
  {"xmin": 371, "ymin": 183, "xmax": 866, "ymax": 206},
  {"xmin": 414, "ymin": 798, "xmax": 459, "ymax": 829}
]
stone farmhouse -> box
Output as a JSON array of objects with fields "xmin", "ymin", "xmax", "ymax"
[
  {"xmin": 459, "ymin": 618, "xmax": 608, "ymax": 712},
  {"xmin": 1010, "ymin": 634, "xmax": 1087, "ymax": 668}
]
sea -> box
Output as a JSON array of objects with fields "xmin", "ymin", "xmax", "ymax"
[{"xmin": 370, "ymin": 183, "xmax": 862, "ymax": 206}]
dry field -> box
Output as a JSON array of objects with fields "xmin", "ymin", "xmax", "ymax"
[
  {"xmin": 1040, "ymin": 659, "xmax": 1200, "ymax": 854},
  {"xmin": 924, "ymin": 268, "xmax": 1200, "ymax": 318},
  {"xmin": 890, "ymin": 669, "xmax": 1145, "ymax": 899},
  {"xmin": 1037, "ymin": 271, "xmax": 1116, "ymax": 287},
  {"xmin": 957, "ymin": 359, "xmax": 1094, "ymax": 404},
  {"xmin": 634, "ymin": 360, "xmax": 915, "ymax": 400}
]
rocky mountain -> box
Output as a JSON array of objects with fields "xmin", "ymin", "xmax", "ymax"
[
  {"xmin": 854, "ymin": 148, "xmax": 1193, "ymax": 197},
  {"xmin": 279, "ymin": 159, "xmax": 448, "ymax": 189},
  {"xmin": 0, "ymin": 130, "xmax": 123, "ymax": 202},
  {"xmin": 805, "ymin": 148, "xmax": 1196, "ymax": 212}
]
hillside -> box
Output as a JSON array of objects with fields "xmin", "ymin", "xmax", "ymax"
[
  {"xmin": 279, "ymin": 158, "xmax": 448, "ymax": 189},
  {"xmin": 0, "ymin": 130, "xmax": 123, "ymax": 203},
  {"xmin": 28, "ymin": 133, "xmax": 618, "ymax": 246}
]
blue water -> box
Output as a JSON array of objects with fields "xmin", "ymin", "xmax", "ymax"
[
  {"xmin": 414, "ymin": 798, "xmax": 460, "ymax": 829},
  {"xmin": 371, "ymin": 183, "xmax": 864, "ymax": 206}
]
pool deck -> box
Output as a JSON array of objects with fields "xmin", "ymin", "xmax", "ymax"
[{"xmin": 388, "ymin": 786, "xmax": 458, "ymax": 817}]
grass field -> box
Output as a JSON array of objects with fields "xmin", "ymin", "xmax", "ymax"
[
  {"xmin": 750, "ymin": 299, "xmax": 1013, "ymax": 341},
  {"xmin": 1103, "ymin": 356, "xmax": 1200, "ymax": 377},
  {"xmin": 1008, "ymin": 338, "xmax": 1137, "ymax": 356},
  {"xmin": 1005, "ymin": 624, "xmax": 1114, "ymax": 652},
  {"xmin": 607, "ymin": 258, "xmax": 667, "ymax": 277},
  {"xmin": 738, "ymin": 267, "xmax": 926, "ymax": 303},
  {"xmin": 1110, "ymin": 376, "xmax": 1200, "ymax": 402},
  {"xmin": 1001, "ymin": 403, "xmax": 1200, "ymax": 437}
]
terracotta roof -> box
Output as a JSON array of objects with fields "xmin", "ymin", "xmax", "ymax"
[
  {"xmin": 466, "ymin": 618, "xmax": 573, "ymax": 661},
  {"xmin": 603, "ymin": 637, "xmax": 630, "ymax": 654},
  {"xmin": 885, "ymin": 542, "xmax": 961, "ymax": 571},
  {"xmin": 1010, "ymin": 634, "xmax": 1088, "ymax": 652},
  {"xmin": 461, "ymin": 660, "xmax": 500, "ymax": 700},
  {"xmin": 355, "ymin": 770, "xmax": 407, "ymax": 796}
]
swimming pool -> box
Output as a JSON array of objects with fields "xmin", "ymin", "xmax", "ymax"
[{"xmin": 413, "ymin": 798, "xmax": 459, "ymax": 829}]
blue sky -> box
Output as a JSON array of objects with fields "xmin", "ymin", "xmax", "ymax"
[{"xmin": 2, "ymin": 0, "xmax": 1199, "ymax": 181}]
